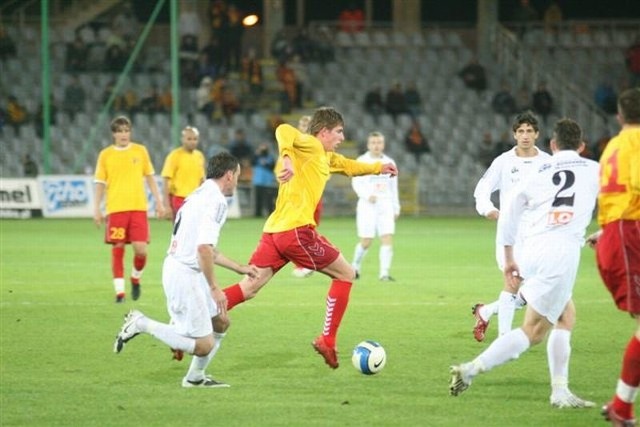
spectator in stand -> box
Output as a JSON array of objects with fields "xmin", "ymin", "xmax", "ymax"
[
  {"xmin": 226, "ymin": 4, "xmax": 244, "ymax": 72},
  {"xmin": 404, "ymin": 81, "xmax": 423, "ymax": 118},
  {"xmin": 625, "ymin": 36, "xmax": 640, "ymax": 88},
  {"xmin": 364, "ymin": 85, "xmax": 385, "ymax": 119},
  {"xmin": 229, "ymin": 129, "xmax": 254, "ymax": 164},
  {"xmin": 104, "ymin": 43, "xmax": 127, "ymax": 72},
  {"xmin": 159, "ymin": 85, "xmax": 173, "ymax": 113},
  {"xmin": 289, "ymin": 55, "xmax": 309, "ymax": 108},
  {"xmin": 532, "ymin": 81, "xmax": 554, "ymax": 124},
  {"xmin": 65, "ymin": 35, "xmax": 88, "ymax": 72},
  {"xmin": 139, "ymin": 86, "xmax": 162, "ymax": 114},
  {"xmin": 200, "ymin": 34, "xmax": 223, "ymax": 80},
  {"xmin": 543, "ymin": 0, "xmax": 563, "ymax": 34},
  {"xmin": 113, "ymin": 87, "xmax": 138, "ymax": 117},
  {"xmin": 477, "ymin": 131, "xmax": 497, "ymax": 168},
  {"xmin": 197, "ymin": 76, "xmax": 215, "ymax": 119},
  {"xmin": 292, "ymin": 28, "xmax": 314, "ymax": 62},
  {"xmin": 512, "ymin": 0, "xmax": 539, "ymax": 38},
  {"xmin": 179, "ymin": 34, "xmax": 200, "ymax": 87},
  {"xmin": 252, "ymin": 142, "xmax": 277, "ymax": 218},
  {"xmin": 515, "ymin": 87, "xmax": 532, "ymax": 114},
  {"xmin": 277, "ymin": 60, "xmax": 298, "ymax": 111},
  {"xmin": 594, "ymin": 81, "xmax": 618, "ymax": 115},
  {"xmin": 338, "ymin": 2, "xmax": 365, "ymax": 33},
  {"xmin": 35, "ymin": 95, "xmax": 58, "ymax": 138},
  {"xmin": 23, "ymin": 154, "xmax": 38, "ymax": 177},
  {"xmin": 491, "ymin": 82, "xmax": 517, "ymax": 122},
  {"xmin": 179, "ymin": 1, "xmax": 201, "ymax": 43},
  {"xmin": 271, "ymin": 29, "xmax": 292, "ymax": 64},
  {"xmin": 458, "ymin": 57, "xmax": 487, "ymax": 94},
  {"xmin": 220, "ymin": 85, "xmax": 240, "ymax": 123},
  {"xmin": 0, "ymin": 25, "xmax": 17, "ymax": 61},
  {"xmin": 210, "ymin": 0, "xmax": 229, "ymax": 74},
  {"xmin": 6, "ymin": 95, "xmax": 28, "ymax": 132},
  {"xmin": 386, "ymin": 81, "xmax": 408, "ymax": 121},
  {"xmin": 241, "ymin": 48, "xmax": 263, "ymax": 97},
  {"xmin": 63, "ymin": 76, "xmax": 86, "ymax": 120},
  {"xmin": 404, "ymin": 121, "xmax": 431, "ymax": 166}
]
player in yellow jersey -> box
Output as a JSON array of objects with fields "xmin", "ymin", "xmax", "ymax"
[
  {"xmin": 161, "ymin": 126, "xmax": 206, "ymax": 219},
  {"xmin": 587, "ymin": 88, "xmax": 640, "ymax": 426},
  {"xmin": 94, "ymin": 116, "xmax": 164, "ymax": 303},
  {"xmin": 221, "ymin": 107, "xmax": 398, "ymax": 369}
]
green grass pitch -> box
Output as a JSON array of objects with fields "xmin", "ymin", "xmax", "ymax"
[{"xmin": 0, "ymin": 216, "xmax": 628, "ymax": 426}]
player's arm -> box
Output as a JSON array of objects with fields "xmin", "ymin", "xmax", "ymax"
[
  {"xmin": 198, "ymin": 244, "xmax": 227, "ymax": 317},
  {"xmin": 274, "ymin": 124, "xmax": 299, "ymax": 183},
  {"xmin": 93, "ymin": 181, "xmax": 106, "ymax": 227},
  {"xmin": 160, "ymin": 153, "xmax": 174, "ymax": 216},
  {"xmin": 391, "ymin": 163, "xmax": 401, "ymax": 217},
  {"xmin": 499, "ymin": 188, "xmax": 527, "ymax": 282},
  {"xmin": 145, "ymin": 174, "xmax": 165, "ymax": 219},
  {"xmin": 473, "ymin": 157, "xmax": 501, "ymax": 219},
  {"xmin": 330, "ymin": 153, "xmax": 389, "ymax": 177},
  {"xmin": 212, "ymin": 248, "xmax": 259, "ymax": 278}
]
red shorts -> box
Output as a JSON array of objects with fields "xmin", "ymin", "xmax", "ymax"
[
  {"xmin": 170, "ymin": 195, "xmax": 186, "ymax": 218},
  {"xmin": 596, "ymin": 220, "xmax": 640, "ymax": 314},
  {"xmin": 105, "ymin": 211, "xmax": 150, "ymax": 244},
  {"xmin": 249, "ymin": 226, "xmax": 340, "ymax": 274}
]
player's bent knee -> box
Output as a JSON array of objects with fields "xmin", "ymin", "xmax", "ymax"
[{"xmin": 213, "ymin": 314, "xmax": 230, "ymax": 333}]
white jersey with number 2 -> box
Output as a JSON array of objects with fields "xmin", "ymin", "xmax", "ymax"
[{"xmin": 499, "ymin": 150, "xmax": 600, "ymax": 323}]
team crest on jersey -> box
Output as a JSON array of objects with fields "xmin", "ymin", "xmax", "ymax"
[{"xmin": 511, "ymin": 167, "xmax": 519, "ymax": 174}]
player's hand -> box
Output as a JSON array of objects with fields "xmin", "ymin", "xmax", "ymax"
[
  {"xmin": 155, "ymin": 204, "xmax": 166, "ymax": 219},
  {"xmin": 237, "ymin": 264, "xmax": 259, "ymax": 279},
  {"xmin": 486, "ymin": 210, "xmax": 499, "ymax": 221},
  {"xmin": 503, "ymin": 263, "xmax": 522, "ymax": 288},
  {"xmin": 381, "ymin": 163, "xmax": 398, "ymax": 177},
  {"xmin": 93, "ymin": 211, "xmax": 104, "ymax": 227},
  {"xmin": 586, "ymin": 230, "xmax": 602, "ymax": 249},
  {"xmin": 163, "ymin": 204, "xmax": 174, "ymax": 220},
  {"xmin": 211, "ymin": 287, "xmax": 228, "ymax": 316},
  {"xmin": 278, "ymin": 155, "xmax": 294, "ymax": 183}
]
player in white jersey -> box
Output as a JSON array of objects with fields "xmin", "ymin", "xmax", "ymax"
[
  {"xmin": 351, "ymin": 132, "xmax": 400, "ymax": 281},
  {"xmin": 450, "ymin": 118, "xmax": 599, "ymax": 406},
  {"xmin": 113, "ymin": 153, "xmax": 258, "ymax": 388},
  {"xmin": 472, "ymin": 111, "xmax": 551, "ymax": 341}
]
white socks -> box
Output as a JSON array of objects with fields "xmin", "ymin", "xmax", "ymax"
[
  {"xmin": 379, "ymin": 245, "xmax": 393, "ymax": 278},
  {"xmin": 473, "ymin": 327, "xmax": 531, "ymax": 375},
  {"xmin": 186, "ymin": 332, "xmax": 226, "ymax": 381},
  {"xmin": 547, "ymin": 329, "xmax": 571, "ymax": 393},
  {"xmin": 113, "ymin": 278, "xmax": 125, "ymax": 294},
  {"xmin": 497, "ymin": 291, "xmax": 517, "ymax": 335},
  {"xmin": 352, "ymin": 243, "xmax": 368, "ymax": 271},
  {"xmin": 140, "ymin": 316, "xmax": 196, "ymax": 354}
]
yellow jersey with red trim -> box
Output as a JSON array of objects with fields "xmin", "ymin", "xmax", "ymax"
[
  {"xmin": 597, "ymin": 126, "xmax": 640, "ymax": 225},
  {"xmin": 264, "ymin": 124, "xmax": 382, "ymax": 232},
  {"xmin": 161, "ymin": 147, "xmax": 205, "ymax": 197},
  {"xmin": 94, "ymin": 142, "xmax": 155, "ymax": 214}
]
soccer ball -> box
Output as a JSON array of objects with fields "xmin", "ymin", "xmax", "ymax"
[{"xmin": 351, "ymin": 340, "xmax": 386, "ymax": 375}]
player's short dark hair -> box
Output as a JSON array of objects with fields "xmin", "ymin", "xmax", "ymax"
[
  {"xmin": 512, "ymin": 111, "xmax": 539, "ymax": 133},
  {"xmin": 110, "ymin": 116, "xmax": 132, "ymax": 132},
  {"xmin": 618, "ymin": 88, "xmax": 640, "ymax": 124},
  {"xmin": 308, "ymin": 107, "xmax": 344, "ymax": 136},
  {"xmin": 553, "ymin": 118, "xmax": 582, "ymax": 150},
  {"xmin": 206, "ymin": 152, "xmax": 239, "ymax": 179}
]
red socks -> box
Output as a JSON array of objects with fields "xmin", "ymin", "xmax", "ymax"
[
  {"xmin": 223, "ymin": 284, "xmax": 245, "ymax": 310},
  {"xmin": 321, "ymin": 279, "xmax": 352, "ymax": 348},
  {"xmin": 131, "ymin": 254, "xmax": 146, "ymax": 285},
  {"xmin": 111, "ymin": 246, "xmax": 124, "ymax": 279},
  {"xmin": 613, "ymin": 336, "xmax": 640, "ymax": 419}
]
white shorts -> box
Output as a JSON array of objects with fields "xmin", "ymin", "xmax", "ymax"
[
  {"xmin": 162, "ymin": 256, "xmax": 218, "ymax": 338},
  {"xmin": 356, "ymin": 199, "xmax": 395, "ymax": 238},
  {"xmin": 517, "ymin": 235, "xmax": 580, "ymax": 324}
]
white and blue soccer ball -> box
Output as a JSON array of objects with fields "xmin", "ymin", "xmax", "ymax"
[{"xmin": 351, "ymin": 340, "xmax": 386, "ymax": 375}]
